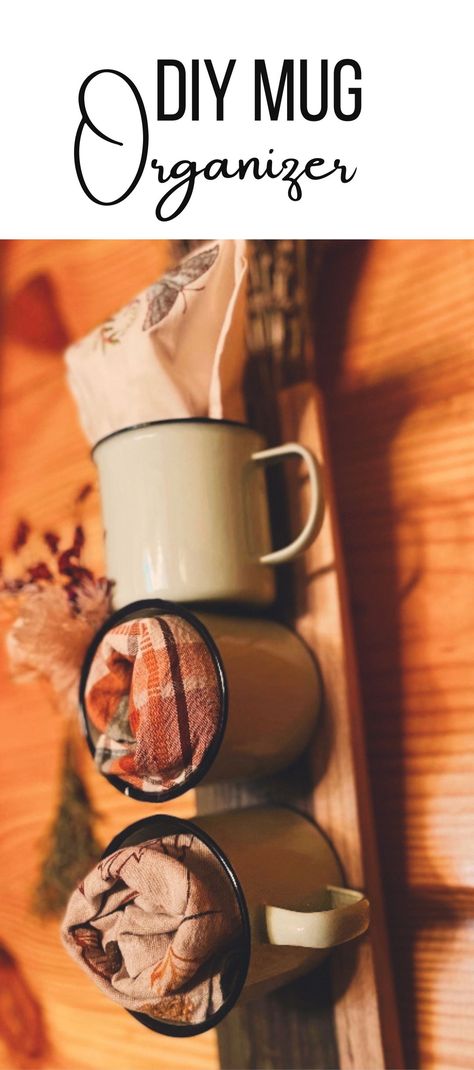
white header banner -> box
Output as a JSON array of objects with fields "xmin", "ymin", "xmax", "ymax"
[{"xmin": 0, "ymin": 0, "xmax": 472, "ymax": 237}]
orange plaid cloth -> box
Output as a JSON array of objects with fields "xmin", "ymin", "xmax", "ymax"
[{"xmin": 84, "ymin": 615, "xmax": 222, "ymax": 795}]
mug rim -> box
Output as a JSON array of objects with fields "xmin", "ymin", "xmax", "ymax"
[
  {"xmin": 92, "ymin": 416, "xmax": 256, "ymax": 458},
  {"xmin": 79, "ymin": 597, "xmax": 228, "ymax": 804},
  {"xmin": 100, "ymin": 812, "xmax": 251, "ymax": 1038}
]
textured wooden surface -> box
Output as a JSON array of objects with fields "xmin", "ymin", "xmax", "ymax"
[
  {"xmin": 0, "ymin": 240, "xmax": 472, "ymax": 1070},
  {"xmin": 199, "ymin": 372, "xmax": 402, "ymax": 1070},
  {"xmin": 313, "ymin": 240, "xmax": 474, "ymax": 1070}
]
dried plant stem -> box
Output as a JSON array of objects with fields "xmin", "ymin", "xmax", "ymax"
[{"xmin": 32, "ymin": 730, "xmax": 103, "ymax": 917}]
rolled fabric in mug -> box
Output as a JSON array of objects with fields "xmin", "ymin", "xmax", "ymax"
[
  {"xmin": 61, "ymin": 832, "xmax": 243, "ymax": 1029},
  {"xmin": 64, "ymin": 241, "xmax": 248, "ymax": 445},
  {"xmin": 62, "ymin": 809, "xmax": 369, "ymax": 1037},
  {"xmin": 84, "ymin": 614, "xmax": 221, "ymax": 794},
  {"xmin": 80, "ymin": 600, "xmax": 320, "ymax": 802}
]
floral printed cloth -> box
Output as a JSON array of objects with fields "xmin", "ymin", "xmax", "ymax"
[
  {"xmin": 84, "ymin": 615, "xmax": 222, "ymax": 794},
  {"xmin": 65, "ymin": 240, "xmax": 247, "ymax": 447},
  {"xmin": 62, "ymin": 834, "xmax": 243, "ymax": 1026}
]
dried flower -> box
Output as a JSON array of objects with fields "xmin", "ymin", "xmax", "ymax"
[
  {"xmin": 5, "ymin": 580, "xmax": 111, "ymax": 714},
  {"xmin": 43, "ymin": 531, "xmax": 60, "ymax": 555},
  {"xmin": 75, "ymin": 483, "xmax": 93, "ymax": 503},
  {"xmin": 27, "ymin": 562, "xmax": 53, "ymax": 582},
  {"xmin": 1, "ymin": 501, "xmax": 109, "ymax": 919},
  {"xmin": 12, "ymin": 519, "xmax": 30, "ymax": 553},
  {"xmin": 1, "ymin": 510, "xmax": 113, "ymax": 715},
  {"xmin": 32, "ymin": 735, "xmax": 103, "ymax": 916},
  {"xmin": 72, "ymin": 524, "xmax": 85, "ymax": 557}
]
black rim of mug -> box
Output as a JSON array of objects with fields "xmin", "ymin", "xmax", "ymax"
[
  {"xmin": 100, "ymin": 812, "xmax": 252, "ymax": 1038},
  {"xmin": 92, "ymin": 416, "xmax": 258, "ymax": 457},
  {"xmin": 79, "ymin": 598, "xmax": 228, "ymax": 803}
]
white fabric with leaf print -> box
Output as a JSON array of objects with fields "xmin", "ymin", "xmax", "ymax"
[{"xmin": 65, "ymin": 240, "xmax": 247, "ymax": 446}]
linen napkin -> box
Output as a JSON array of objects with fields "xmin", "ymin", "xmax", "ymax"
[
  {"xmin": 84, "ymin": 615, "xmax": 222, "ymax": 795},
  {"xmin": 62, "ymin": 833, "xmax": 242, "ymax": 1025},
  {"xmin": 65, "ymin": 240, "xmax": 247, "ymax": 446}
]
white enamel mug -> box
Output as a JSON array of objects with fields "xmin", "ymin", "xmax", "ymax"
[
  {"xmin": 195, "ymin": 806, "xmax": 370, "ymax": 1003},
  {"xmin": 93, "ymin": 418, "xmax": 324, "ymax": 608},
  {"xmin": 105, "ymin": 807, "xmax": 369, "ymax": 1036}
]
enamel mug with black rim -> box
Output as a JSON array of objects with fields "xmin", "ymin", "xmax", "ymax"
[
  {"xmin": 80, "ymin": 599, "xmax": 321, "ymax": 802},
  {"xmin": 104, "ymin": 807, "xmax": 369, "ymax": 1036},
  {"xmin": 93, "ymin": 418, "xmax": 324, "ymax": 607}
]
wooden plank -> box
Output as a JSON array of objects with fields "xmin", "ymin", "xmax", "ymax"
[
  {"xmin": 278, "ymin": 380, "xmax": 403, "ymax": 1070},
  {"xmin": 198, "ymin": 378, "xmax": 403, "ymax": 1070},
  {"xmin": 197, "ymin": 241, "xmax": 403, "ymax": 1070}
]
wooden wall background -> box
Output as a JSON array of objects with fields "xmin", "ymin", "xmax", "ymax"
[
  {"xmin": 312, "ymin": 240, "xmax": 474, "ymax": 1070},
  {"xmin": 0, "ymin": 240, "xmax": 472, "ymax": 1070}
]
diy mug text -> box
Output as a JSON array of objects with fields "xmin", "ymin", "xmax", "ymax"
[{"xmin": 74, "ymin": 59, "xmax": 362, "ymax": 221}]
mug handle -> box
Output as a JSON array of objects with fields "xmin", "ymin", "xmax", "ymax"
[
  {"xmin": 265, "ymin": 886, "xmax": 370, "ymax": 949},
  {"xmin": 251, "ymin": 443, "xmax": 324, "ymax": 565}
]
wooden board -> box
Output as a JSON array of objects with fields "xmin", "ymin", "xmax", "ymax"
[
  {"xmin": 280, "ymin": 380, "xmax": 402, "ymax": 1070},
  {"xmin": 197, "ymin": 369, "xmax": 403, "ymax": 1070}
]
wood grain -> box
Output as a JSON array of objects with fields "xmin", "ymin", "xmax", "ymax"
[
  {"xmin": 197, "ymin": 357, "xmax": 402, "ymax": 1070},
  {"xmin": 0, "ymin": 239, "xmax": 472, "ymax": 1070},
  {"xmin": 313, "ymin": 239, "xmax": 474, "ymax": 1070},
  {"xmin": 278, "ymin": 380, "xmax": 402, "ymax": 1070}
]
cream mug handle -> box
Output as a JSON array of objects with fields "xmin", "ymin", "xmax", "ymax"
[
  {"xmin": 251, "ymin": 443, "xmax": 324, "ymax": 565},
  {"xmin": 265, "ymin": 886, "xmax": 370, "ymax": 949}
]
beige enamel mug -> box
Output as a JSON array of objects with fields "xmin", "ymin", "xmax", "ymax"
[
  {"xmin": 93, "ymin": 418, "xmax": 324, "ymax": 607},
  {"xmin": 80, "ymin": 599, "xmax": 320, "ymax": 802},
  {"xmin": 195, "ymin": 806, "xmax": 369, "ymax": 1003},
  {"xmin": 93, "ymin": 807, "xmax": 369, "ymax": 1036}
]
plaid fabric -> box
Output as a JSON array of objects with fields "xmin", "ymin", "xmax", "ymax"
[
  {"xmin": 62, "ymin": 834, "xmax": 243, "ymax": 1026},
  {"xmin": 85, "ymin": 615, "xmax": 222, "ymax": 794}
]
